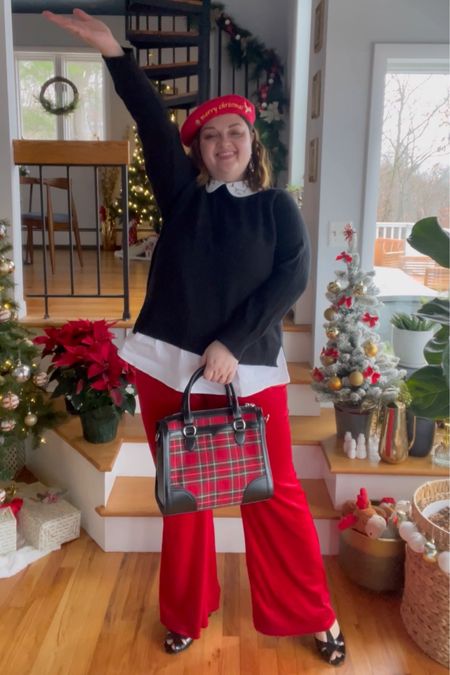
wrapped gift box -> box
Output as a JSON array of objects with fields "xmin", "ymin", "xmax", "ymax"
[
  {"xmin": 0, "ymin": 507, "xmax": 17, "ymax": 555},
  {"xmin": 18, "ymin": 486, "xmax": 81, "ymax": 551}
]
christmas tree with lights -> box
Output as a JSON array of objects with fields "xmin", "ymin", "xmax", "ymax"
[
  {"xmin": 110, "ymin": 126, "xmax": 163, "ymax": 238},
  {"xmin": 0, "ymin": 219, "xmax": 62, "ymax": 479},
  {"xmin": 311, "ymin": 225, "xmax": 405, "ymax": 409}
]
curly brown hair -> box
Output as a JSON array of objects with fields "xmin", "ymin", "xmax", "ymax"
[{"xmin": 189, "ymin": 125, "xmax": 272, "ymax": 191}]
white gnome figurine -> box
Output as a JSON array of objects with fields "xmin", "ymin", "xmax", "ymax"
[
  {"xmin": 343, "ymin": 431, "xmax": 353, "ymax": 455},
  {"xmin": 348, "ymin": 438, "xmax": 356, "ymax": 459},
  {"xmin": 356, "ymin": 433, "xmax": 367, "ymax": 459}
]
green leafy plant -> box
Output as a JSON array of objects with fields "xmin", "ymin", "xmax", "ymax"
[
  {"xmin": 390, "ymin": 312, "xmax": 435, "ymax": 331},
  {"xmin": 405, "ymin": 217, "xmax": 449, "ymax": 419}
]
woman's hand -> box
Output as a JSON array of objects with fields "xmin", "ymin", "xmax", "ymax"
[
  {"xmin": 201, "ymin": 341, "xmax": 238, "ymax": 384},
  {"xmin": 42, "ymin": 8, "xmax": 123, "ymax": 57}
]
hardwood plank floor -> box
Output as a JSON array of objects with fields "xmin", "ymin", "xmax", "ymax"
[
  {"xmin": 0, "ymin": 530, "xmax": 446, "ymax": 675},
  {"xmin": 22, "ymin": 247, "xmax": 149, "ymax": 321}
]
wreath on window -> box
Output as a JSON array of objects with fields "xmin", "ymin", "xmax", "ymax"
[{"xmin": 39, "ymin": 76, "xmax": 79, "ymax": 115}]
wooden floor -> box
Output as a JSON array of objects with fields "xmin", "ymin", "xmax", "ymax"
[
  {"xmin": 0, "ymin": 530, "xmax": 446, "ymax": 675},
  {"xmin": 22, "ymin": 247, "xmax": 149, "ymax": 322}
]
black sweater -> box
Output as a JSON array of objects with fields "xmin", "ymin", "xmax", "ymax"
[{"xmin": 104, "ymin": 52, "xmax": 311, "ymax": 366}]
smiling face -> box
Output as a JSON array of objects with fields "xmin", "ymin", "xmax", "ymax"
[{"xmin": 198, "ymin": 114, "xmax": 253, "ymax": 183}]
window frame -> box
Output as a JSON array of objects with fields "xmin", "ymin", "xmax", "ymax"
[
  {"xmin": 14, "ymin": 47, "xmax": 107, "ymax": 141},
  {"xmin": 361, "ymin": 43, "xmax": 449, "ymax": 275}
]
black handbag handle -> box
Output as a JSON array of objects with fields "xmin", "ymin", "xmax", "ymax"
[{"xmin": 182, "ymin": 366, "xmax": 241, "ymax": 425}]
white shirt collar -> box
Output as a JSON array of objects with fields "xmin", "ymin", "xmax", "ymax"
[{"xmin": 206, "ymin": 180, "xmax": 256, "ymax": 197}]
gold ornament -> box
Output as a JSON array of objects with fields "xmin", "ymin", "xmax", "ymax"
[
  {"xmin": 5, "ymin": 483, "xmax": 17, "ymax": 499},
  {"xmin": 0, "ymin": 223, "xmax": 7, "ymax": 239},
  {"xmin": 349, "ymin": 371, "xmax": 364, "ymax": 387},
  {"xmin": 327, "ymin": 281, "xmax": 341, "ymax": 294},
  {"xmin": 7, "ymin": 260, "xmax": 15, "ymax": 274},
  {"xmin": 353, "ymin": 282, "xmax": 367, "ymax": 296},
  {"xmin": 0, "ymin": 488, "xmax": 5, "ymax": 503},
  {"xmin": 326, "ymin": 327, "xmax": 339, "ymax": 339},
  {"xmin": 321, "ymin": 354, "xmax": 336, "ymax": 366},
  {"xmin": 0, "ymin": 259, "xmax": 10, "ymax": 274},
  {"xmin": 423, "ymin": 540, "xmax": 438, "ymax": 563},
  {"xmin": 328, "ymin": 376, "xmax": 342, "ymax": 391},
  {"xmin": 24, "ymin": 412, "xmax": 38, "ymax": 427},
  {"xmin": 364, "ymin": 341, "xmax": 378, "ymax": 357},
  {"xmin": 1, "ymin": 359, "xmax": 13, "ymax": 373},
  {"xmin": 324, "ymin": 307, "xmax": 337, "ymax": 321}
]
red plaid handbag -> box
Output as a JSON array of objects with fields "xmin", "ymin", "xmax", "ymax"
[{"xmin": 155, "ymin": 367, "xmax": 273, "ymax": 515}]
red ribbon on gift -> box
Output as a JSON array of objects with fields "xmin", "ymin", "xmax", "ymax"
[{"xmin": 0, "ymin": 498, "xmax": 23, "ymax": 519}]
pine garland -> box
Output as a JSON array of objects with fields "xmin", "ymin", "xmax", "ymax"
[{"xmin": 214, "ymin": 8, "xmax": 288, "ymax": 180}]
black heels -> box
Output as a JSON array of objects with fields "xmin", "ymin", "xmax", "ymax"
[
  {"xmin": 314, "ymin": 629, "xmax": 346, "ymax": 666},
  {"xmin": 163, "ymin": 631, "xmax": 194, "ymax": 654}
]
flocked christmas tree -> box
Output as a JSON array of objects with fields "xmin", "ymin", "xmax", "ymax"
[
  {"xmin": 0, "ymin": 219, "xmax": 62, "ymax": 479},
  {"xmin": 311, "ymin": 225, "xmax": 405, "ymax": 409},
  {"xmin": 110, "ymin": 125, "xmax": 163, "ymax": 237}
]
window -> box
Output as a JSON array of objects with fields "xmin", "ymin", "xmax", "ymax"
[
  {"xmin": 15, "ymin": 51, "xmax": 105, "ymax": 141},
  {"xmin": 362, "ymin": 44, "xmax": 449, "ymax": 340}
]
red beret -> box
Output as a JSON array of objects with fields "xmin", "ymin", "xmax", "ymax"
[{"xmin": 180, "ymin": 94, "xmax": 256, "ymax": 147}]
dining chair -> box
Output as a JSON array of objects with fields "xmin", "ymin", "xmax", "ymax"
[{"xmin": 20, "ymin": 176, "xmax": 84, "ymax": 273}]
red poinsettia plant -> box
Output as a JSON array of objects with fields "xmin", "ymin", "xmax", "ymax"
[{"xmin": 34, "ymin": 319, "xmax": 136, "ymax": 415}]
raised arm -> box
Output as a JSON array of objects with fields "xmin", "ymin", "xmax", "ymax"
[
  {"xmin": 43, "ymin": 9, "xmax": 124, "ymax": 56},
  {"xmin": 43, "ymin": 9, "xmax": 196, "ymax": 218}
]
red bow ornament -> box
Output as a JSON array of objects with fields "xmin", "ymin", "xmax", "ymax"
[
  {"xmin": 363, "ymin": 366, "xmax": 381, "ymax": 384},
  {"xmin": 337, "ymin": 296, "xmax": 352, "ymax": 308},
  {"xmin": 336, "ymin": 251, "xmax": 353, "ymax": 263},
  {"xmin": 362, "ymin": 312, "xmax": 378, "ymax": 327}
]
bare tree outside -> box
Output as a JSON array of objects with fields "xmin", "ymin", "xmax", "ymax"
[{"xmin": 377, "ymin": 72, "xmax": 449, "ymax": 224}]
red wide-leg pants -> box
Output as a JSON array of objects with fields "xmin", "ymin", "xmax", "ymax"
[{"xmin": 135, "ymin": 370, "xmax": 335, "ymax": 639}]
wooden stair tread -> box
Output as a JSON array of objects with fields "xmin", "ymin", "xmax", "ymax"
[
  {"xmin": 53, "ymin": 406, "xmax": 335, "ymax": 473},
  {"xmin": 96, "ymin": 476, "xmax": 340, "ymax": 519},
  {"xmin": 53, "ymin": 408, "xmax": 146, "ymax": 473},
  {"xmin": 290, "ymin": 408, "xmax": 335, "ymax": 445},
  {"xmin": 287, "ymin": 361, "xmax": 311, "ymax": 384},
  {"xmin": 322, "ymin": 436, "xmax": 448, "ymax": 476}
]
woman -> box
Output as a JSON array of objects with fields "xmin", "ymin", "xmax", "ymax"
[{"xmin": 44, "ymin": 9, "xmax": 346, "ymax": 666}]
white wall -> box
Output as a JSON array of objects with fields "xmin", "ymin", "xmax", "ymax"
[{"xmin": 305, "ymin": 0, "xmax": 449, "ymax": 360}]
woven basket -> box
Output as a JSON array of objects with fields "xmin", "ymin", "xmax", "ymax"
[{"xmin": 400, "ymin": 479, "xmax": 449, "ymax": 667}]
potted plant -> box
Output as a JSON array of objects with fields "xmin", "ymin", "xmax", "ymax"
[
  {"xmin": 311, "ymin": 226, "xmax": 405, "ymax": 444},
  {"xmin": 390, "ymin": 312, "xmax": 435, "ymax": 369},
  {"xmin": 34, "ymin": 319, "xmax": 136, "ymax": 443},
  {"xmin": 405, "ymin": 217, "xmax": 450, "ymax": 464}
]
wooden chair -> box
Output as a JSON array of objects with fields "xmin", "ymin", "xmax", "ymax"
[
  {"xmin": 20, "ymin": 176, "xmax": 83, "ymax": 273},
  {"xmin": 373, "ymin": 237, "xmax": 405, "ymax": 268}
]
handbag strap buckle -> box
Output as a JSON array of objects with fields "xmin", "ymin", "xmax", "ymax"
[{"xmin": 182, "ymin": 424, "xmax": 197, "ymax": 438}]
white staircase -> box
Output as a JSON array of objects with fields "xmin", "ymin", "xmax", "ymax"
[{"xmin": 25, "ymin": 323, "xmax": 447, "ymax": 556}]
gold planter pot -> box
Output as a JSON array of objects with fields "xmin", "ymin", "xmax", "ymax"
[{"xmin": 339, "ymin": 528, "xmax": 405, "ymax": 592}]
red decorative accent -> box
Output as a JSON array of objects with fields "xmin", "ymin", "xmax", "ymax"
[
  {"xmin": 343, "ymin": 223, "xmax": 355, "ymax": 242},
  {"xmin": 337, "ymin": 295, "xmax": 352, "ymax": 308},
  {"xmin": 362, "ymin": 312, "xmax": 379, "ymax": 327},
  {"xmin": 180, "ymin": 94, "xmax": 256, "ymax": 147},
  {"xmin": 338, "ymin": 513, "xmax": 358, "ymax": 531},
  {"xmin": 336, "ymin": 251, "xmax": 353, "ymax": 263},
  {"xmin": 356, "ymin": 488, "xmax": 369, "ymax": 510},
  {"xmin": 0, "ymin": 498, "xmax": 23, "ymax": 519},
  {"xmin": 363, "ymin": 366, "xmax": 381, "ymax": 384},
  {"xmin": 312, "ymin": 367, "xmax": 324, "ymax": 382},
  {"xmin": 322, "ymin": 347, "xmax": 339, "ymax": 359},
  {"xmin": 33, "ymin": 319, "xmax": 135, "ymax": 411}
]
